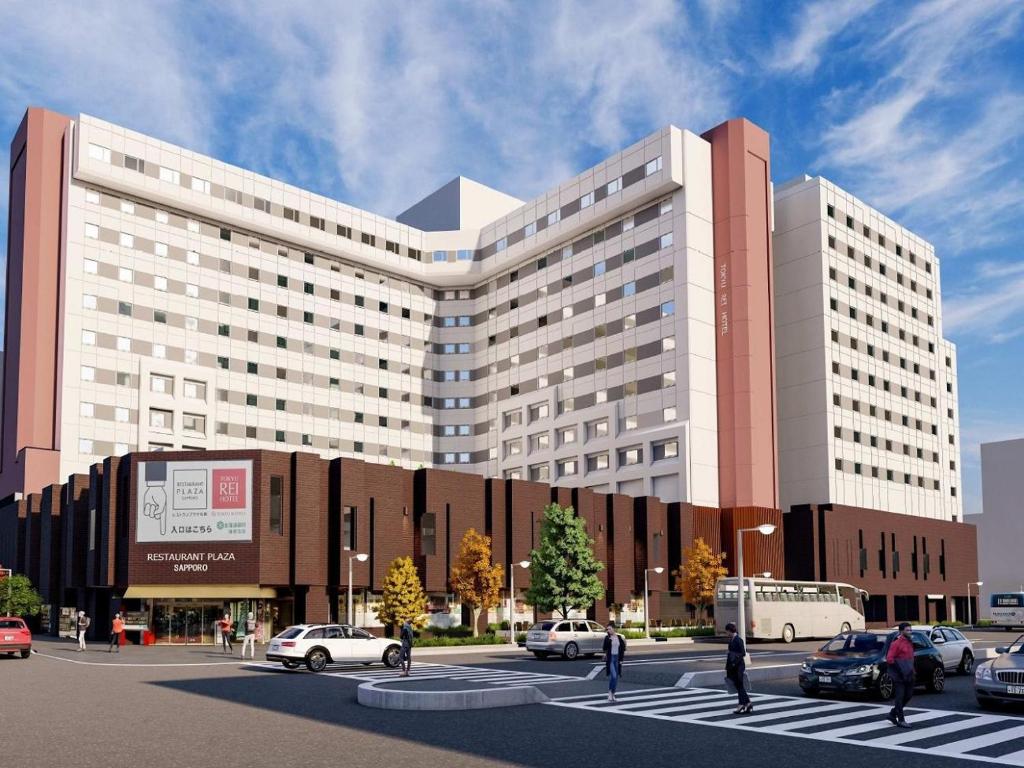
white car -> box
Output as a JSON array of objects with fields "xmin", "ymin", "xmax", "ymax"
[
  {"xmin": 266, "ymin": 624, "xmax": 402, "ymax": 672},
  {"xmin": 911, "ymin": 624, "xmax": 975, "ymax": 674}
]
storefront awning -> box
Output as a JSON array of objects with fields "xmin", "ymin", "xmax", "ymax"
[
  {"xmin": 927, "ymin": 594, "xmax": 945, "ymax": 600},
  {"xmin": 123, "ymin": 585, "xmax": 278, "ymax": 599}
]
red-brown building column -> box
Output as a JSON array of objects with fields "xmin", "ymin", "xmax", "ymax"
[{"xmin": 702, "ymin": 119, "xmax": 779, "ymax": 511}]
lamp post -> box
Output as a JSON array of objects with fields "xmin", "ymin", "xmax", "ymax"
[
  {"xmin": 736, "ymin": 524, "xmax": 777, "ymax": 653},
  {"xmin": 967, "ymin": 581, "xmax": 983, "ymax": 627},
  {"xmin": 644, "ymin": 567, "xmax": 665, "ymax": 638},
  {"xmin": 509, "ymin": 560, "xmax": 530, "ymax": 645},
  {"xmin": 347, "ymin": 553, "xmax": 369, "ymax": 625}
]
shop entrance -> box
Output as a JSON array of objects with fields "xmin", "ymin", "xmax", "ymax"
[{"xmin": 153, "ymin": 602, "xmax": 222, "ymax": 645}]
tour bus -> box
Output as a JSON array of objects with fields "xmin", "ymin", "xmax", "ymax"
[
  {"xmin": 989, "ymin": 593, "xmax": 1024, "ymax": 629},
  {"xmin": 714, "ymin": 577, "xmax": 867, "ymax": 643}
]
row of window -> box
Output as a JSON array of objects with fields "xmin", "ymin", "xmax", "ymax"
[
  {"xmin": 828, "ymin": 234, "xmax": 933, "ymax": 302},
  {"xmin": 834, "ymin": 458, "xmax": 952, "ymax": 493},
  {"xmin": 832, "ymin": 391, "xmax": 941, "ymax": 438},
  {"xmin": 829, "ymin": 324, "xmax": 939, "ymax": 386},
  {"xmin": 831, "ymin": 361, "xmax": 938, "ymax": 410},
  {"xmin": 825, "ymin": 202, "xmax": 933, "ymax": 275}
]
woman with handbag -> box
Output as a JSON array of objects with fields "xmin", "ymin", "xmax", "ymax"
[
  {"xmin": 602, "ymin": 622, "xmax": 627, "ymax": 701},
  {"xmin": 725, "ymin": 622, "xmax": 752, "ymax": 714}
]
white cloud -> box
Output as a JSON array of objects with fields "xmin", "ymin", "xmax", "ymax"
[
  {"xmin": 944, "ymin": 261, "xmax": 1024, "ymax": 340},
  {"xmin": 767, "ymin": 0, "xmax": 878, "ymax": 74}
]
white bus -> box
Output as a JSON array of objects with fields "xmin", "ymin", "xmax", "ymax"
[
  {"xmin": 989, "ymin": 593, "xmax": 1024, "ymax": 629},
  {"xmin": 714, "ymin": 578, "xmax": 867, "ymax": 643}
]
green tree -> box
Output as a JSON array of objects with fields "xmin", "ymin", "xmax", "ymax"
[
  {"xmin": 0, "ymin": 573, "xmax": 43, "ymax": 618},
  {"xmin": 674, "ymin": 537, "xmax": 727, "ymax": 623},
  {"xmin": 450, "ymin": 529, "xmax": 504, "ymax": 636},
  {"xmin": 375, "ymin": 556, "xmax": 428, "ymax": 631},
  {"xmin": 525, "ymin": 503, "xmax": 605, "ymax": 618}
]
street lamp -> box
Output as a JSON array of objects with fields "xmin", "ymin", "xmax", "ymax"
[
  {"xmin": 509, "ymin": 560, "xmax": 530, "ymax": 645},
  {"xmin": 967, "ymin": 581, "xmax": 983, "ymax": 627},
  {"xmin": 347, "ymin": 553, "xmax": 369, "ymax": 625},
  {"xmin": 644, "ymin": 567, "xmax": 665, "ymax": 638},
  {"xmin": 736, "ymin": 524, "xmax": 776, "ymax": 653},
  {"xmin": 761, "ymin": 572, "xmax": 772, "ymax": 579}
]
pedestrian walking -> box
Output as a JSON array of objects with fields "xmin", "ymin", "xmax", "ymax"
[
  {"xmin": 241, "ymin": 612, "xmax": 257, "ymax": 659},
  {"xmin": 108, "ymin": 612, "xmax": 124, "ymax": 653},
  {"xmin": 602, "ymin": 622, "xmax": 626, "ymax": 701},
  {"xmin": 886, "ymin": 622, "xmax": 916, "ymax": 728},
  {"xmin": 76, "ymin": 611, "xmax": 90, "ymax": 652},
  {"xmin": 399, "ymin": 619, "xmax": 414, "ymax": 676},
  {"xmin": 725, "ymin": 622, "xmax": 752, "ymax": 714},
  {"xmin": 219, "ymin": 613, "xmax": 234, "ymax": 653}
]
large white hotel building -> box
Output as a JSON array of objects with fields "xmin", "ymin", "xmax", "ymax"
[{"xmin": 1, "ymin": 108, "xmax": 961, "ymax": 521}]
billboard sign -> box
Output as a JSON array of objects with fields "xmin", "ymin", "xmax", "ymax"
[{"xmin": 136, "ymin": 459, "xmax": 253, "ymax": 543}]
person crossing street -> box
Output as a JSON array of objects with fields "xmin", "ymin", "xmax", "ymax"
[
  {"xmin": 725, "ymin": 622, "xmax": 752, "ymax": 714},
  {"xmin": 603, "ymin": 622, "xmax": 626, "ymax": 701},
  {"xmin": 886, "ymin": 622, "xmax": 916, "ymax": 728}
]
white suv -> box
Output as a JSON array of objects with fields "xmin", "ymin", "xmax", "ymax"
[
  {"xmin": 266, "ymin": 624, "xmax": 402, "ymax": 672},
  {"xmin": 911, "ymin": 625, "xmax": 975, "ymax": 674}
]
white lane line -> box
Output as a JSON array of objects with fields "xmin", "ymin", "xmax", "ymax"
[{"xmin": 34, "ymin": 651, "xmax": 248, "ymax": 668}]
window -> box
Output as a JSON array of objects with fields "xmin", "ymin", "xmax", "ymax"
[
  {"xmin": 421, "ymin": 512, "xmax": 436, "ymax": 555},
  {"xmin": 586, "ymin": 453, "xmax": 609, "ymax": 473},
  {"xmin": 119, "ymin": 232, "xmax": 134, "ymax": 248},
  {"xmin": 645, "ymin": 156, "xmax": 663, "ymax": 175},
  {"xmin": 183, "ymin": 380, "xmax": 206, "ymax": 400},
  {"xmin": 661, "ymin": 300, "xmax": 675, "ymax": 317},
  {"xmin": 529, "ymin": 432, "xmax": 550, "ymax": 452},
  {"xmin": 80, "ymin": 401, "xmax": 95, "ymax": 418},
  {"xmin": 504, "ymin": 438, "xmax": 522, "ymax": 458},
  {"xmin": 120, "ymin": 199, "xmax": 135, "ymax": 214},
  {"xmin": 558, "ymin": 427, "xmax": 577, "ymax": 446},
  {"xmin": 88, "ymin": 143, "xmax": 111, "ymax": 163},
  {"xmin": 270, "ymin": 476, "xmax": 284, "ymax": 534},
  {"xmin": 79, "ymin": 438, "xmax": 94, "ymax": 454},
  {"xmin": 529, "ymin": 464, "xmax": 551, "ymax": 482},
  {"xmin": 150, "ymin": 374, "xmax": 173, "ymax": 395},
  {"xmin": 618, "ymin": 446, "xmax": 643, "ymax": 467},
  {"xmin": 623, "ymin": 281, "xmax": 636, "ymax": 297},
  {"xmin": 159, "ymin": 167, "xmax": 181, "ymax": 185},
  {"xmin": 557, "ymin": 458, "xmax": 578, "ymax": 477},
  {"xmin": 528, "ymin": 402, "xmax": 549, "ymax": 422},
  {"xmin": 652, "ymin": 439, "xmax": 679, "ymax": 461},
  {"xmin": 503, "ymin": 409, "xmax": 522, "ymax": 429},
  {"xmin": 149, "ymin": 408, "xmax": 173, "ymax": 430},
  {"xmin": 115, "ymin": 407, "xmax": 129, "ymax": 423},
  {"xmin": 183, "ymin": 413, "xmax": 206, "ymax": 434},
  {"xmin": 580, "ymin": 191, "xmax": 594, "ymax": 208}
]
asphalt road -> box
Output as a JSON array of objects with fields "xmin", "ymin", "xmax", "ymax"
[{"xmin": 2, "ymin": 632, "xmax": 1021, "ymax": 768}]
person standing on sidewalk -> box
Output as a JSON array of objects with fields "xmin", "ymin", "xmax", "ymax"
[
  {"xmin": 240, "ymin": 612, "xmax": 257, "ymax": 659},
  {"xmin": 602, "ymin": 622, "xmax": 627, "ymax": 701},
  {"xmin": 886, "ymin": 622, "xmax": 916, "ymax": 728},
  {"xmin": 398, "ymin": 619, "xmax": 414, "ymax": 677},
  {"xmin": 725, "ymin": 622, "xmax": 752, "ymax": 714},
  {"xmin": 219, "ymin": 613, "xmax": 234, "ymax": 653},
  {"xmin": 108, "ymin": 613, "xmax": 124, "ymax": 653},
  {"xmin": 76, "ymin": 611, "xmax": 90, "ymax": 652}
]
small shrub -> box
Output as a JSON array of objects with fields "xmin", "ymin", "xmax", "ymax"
[{"xmin": 427, "ymin": 625, "xmax": 474, "ymax": 639}]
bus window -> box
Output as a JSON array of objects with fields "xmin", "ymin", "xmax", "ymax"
[{"xmin": 992, "ymin": 593, "xmax": 1024, "ymax": 608}]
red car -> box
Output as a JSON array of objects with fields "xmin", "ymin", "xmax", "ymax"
[{"xmin": 0, "ymin": 617, "xmax": 32, "ymax": 658}]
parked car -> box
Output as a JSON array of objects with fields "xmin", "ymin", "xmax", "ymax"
[
  {"xmin": 0, "ymin": 617, "xmax": 32, "ymax": 658},
  {"xmin": 799, "ymin": 629, "xmax": 945, "ymax": 699},
  {"xmin": 525, "ymin": 619, "xmax": 607, "ymax": 660},
  {"xmin": 266, "ymin": 624, "xmax": 402, "ymax": 672},
  {"xmin": 975, "ymin": 633, "xmax": 1024, "ymax": 709},
  {"xmin": 911, "ymin": 624, "xmax": 975, "ymax": 674}
]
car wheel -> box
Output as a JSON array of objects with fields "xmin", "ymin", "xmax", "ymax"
[
  {"xmin": 877, "ymin": 672, "xmax": 895, "ymax": 700},
  {"xmin": 927, "ymin": 666, "xmax": 945, "ymax": 693},
  {"xmin": 305, "ymin": 648, "xmax": 329, "ymax": 673},
  {"xmin": 782, "ymin": 624, "xmax": 795, "ymax": 643},
  {"xmin": 563, "ymin": 642, "xmax": 580, "ymax": 660},
  {"xmin": 840, "ymin": 622, "xmax": 852, "ymax": 633},
  {"xmin": 532, "ymin": 651, "xmax": 549, "ymax": 659},
  {"xmin": 20, "ymin": 650, "xmax": 30, "ymax": 659},
  {"xmin": 282, "ymin": 660, "xmax": 301, "ymax": 669},
  {"xmin": 383, "ymin": 645, "xmax": 401, "ymax": 668},
  {"xmin": 958, "ymin": 651, "xmax": 974, "ymax": 675}
]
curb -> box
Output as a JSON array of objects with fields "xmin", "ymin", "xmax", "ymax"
[
  {"xmin": 356, "ymin": 680, "xmax": 549, "ymax": 710},
  {"xmin": 676, "ymin": 663, "xmax": 800, "ymax": 689}
]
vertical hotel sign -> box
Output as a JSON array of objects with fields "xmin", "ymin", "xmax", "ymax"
[{"xmin": 136, "ymin": 459, "xmax": 253, "ymax": 543}]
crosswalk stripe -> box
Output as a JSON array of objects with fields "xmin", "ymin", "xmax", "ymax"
[
  {"xmin": 795, "ymin": 708, "xmax": 952, "ymax": 739},
  {"xmin": 690, "ymin": 698, "xmax": 834, "ymax": 719},
  {"xmin": 863, "ymin": 715, "xmax": 1001, "ymax": 746},
  {"xmin": 931, "ymin": 725, "xmax": 1024, "ymax": 758},
  {"xmin": 700, "ymin": 702, "xmax": 859, "ymax": 726}
]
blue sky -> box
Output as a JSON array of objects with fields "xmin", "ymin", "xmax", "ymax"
[{"xmin": 0, "ymin": 0, "xmax": 1021, "ymax": 516}]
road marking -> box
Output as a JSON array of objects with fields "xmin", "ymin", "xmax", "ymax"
[
  {"xmin": 546, "ymin": 687, "xmax": 1024, "ymax": 766},
  {"xmin": 34, "ymin": 651, "xmax": 247, "ymax": 668},
  {"xmin": 247, "ymin": 660, "xmax": 578, "ymax": 687}
]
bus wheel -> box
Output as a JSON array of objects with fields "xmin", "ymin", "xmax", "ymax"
[
  {"xmin": 840, "ymin": 622, "xmax": 852, "ymax": 633},
  {"xmin": 782, "ymin": 624, "xmax": 795, "ymax": 643}
]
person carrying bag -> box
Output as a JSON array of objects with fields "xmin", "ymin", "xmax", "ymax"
[
  {"xmin": 725, "ymin": 622, "xmax": 752, "ymax": 714},
  {"xmin": 602, "ymin": 623, "xmax": 627, "ymax": 701}
]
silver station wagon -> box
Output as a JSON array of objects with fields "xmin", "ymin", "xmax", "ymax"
[{"xmin": 525, "ymin": 619, "xmax": 607, "ymax": 660}]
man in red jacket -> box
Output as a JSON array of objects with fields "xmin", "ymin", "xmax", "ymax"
[{"xmin": 886, "ymin": 622, "xmax": 916, "ymax": 728}]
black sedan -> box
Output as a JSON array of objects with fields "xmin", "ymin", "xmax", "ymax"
[{"xmin": 799, "ymin": 630, "xmax": 945, "ymax": 699}]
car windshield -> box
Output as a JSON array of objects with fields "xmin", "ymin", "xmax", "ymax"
[
  {"xmin": 820, "ymin": 633, "xmax": 885, "ymax": 655},
  {"xmin": 276, "ymin": 627, "xmax": 305, "ymax": 640},
  {"xmin": 529, "ymin": 622, "xmax": 557, "ymax": 631},
  {"xmin": 0, "ymin": 619, "xmax": 24, "ymax": 629}
]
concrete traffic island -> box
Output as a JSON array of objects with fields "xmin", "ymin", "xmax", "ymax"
[{"xmin": 357, "ymin": 678, "xmax": 550, "ymax": 710}]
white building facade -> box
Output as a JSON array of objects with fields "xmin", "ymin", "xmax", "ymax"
[{"xmin": 772, "ymin": 176, "xmax": 962, "ymax": 521}]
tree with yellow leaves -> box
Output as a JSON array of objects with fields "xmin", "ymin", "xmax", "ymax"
[
  {"xmin": 450, "ymin": 528, "xmax": 505, "ymax": 636},
  {"xmin": 674, "ymin": 537, "xmax": 727, "ymax": 624},
  {"xmin": 376, "ymin": 556, "xmax": 428, "ymax": 632}
]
